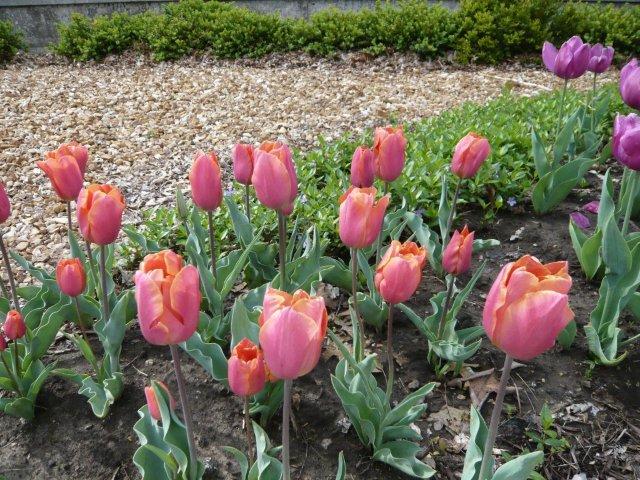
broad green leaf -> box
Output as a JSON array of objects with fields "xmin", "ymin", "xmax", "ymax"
[
  {"xmin": 230, "ymin": 297, "xmax": 259, "ymax": 348},
  {"xmin": 492, "ymin": 451, "xmax": 544, "ymax": 480},
  {"xmin": 181, "ymin": 332, "xmax": 228, "ymax": 384},
  {"xmin": 373, "ymin": 440, "xmax": 436, "ymax": 478}
]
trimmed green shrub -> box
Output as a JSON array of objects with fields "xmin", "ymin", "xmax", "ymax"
[{"xmin": 0, "ymin": 19, "xmax": 25, "ymax": 63}]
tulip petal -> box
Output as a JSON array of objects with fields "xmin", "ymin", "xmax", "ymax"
[
  {"xmin": 542, "ymin": 42, "xmax": 558, "ymax": 72},
  {"xmin": 169, "ymin": 265, "xmax": 201, "ymax": 342},
  {"xmin": 135, "ymin": 272, "xmax": 167, "ymax": 345}
]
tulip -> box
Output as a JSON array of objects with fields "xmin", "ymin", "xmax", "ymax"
[
  {"xmin": 145, "ymin": 381, "xmax": 177, "ymax": 421},
  {"xmin": 442, "ymin": 225, "xmax": 474, "ymax": 276},
  {"xmin": 50, "ymin": 141, "xmax": 89, "ymax": 175},
  {"xmin": 0, "ymin": 183, "xmax": 10, "ymax": 224},
  {"xmin": 77, "ymin": 184, "xmax": 125, "ymax": 245},
  {"xmin": 56, "ymin": 258, "xmax": 86, "ymax": 297},
  {"xmin": 189, "ymin": 150, "xmax": 223, "ymax": 212},
  {"xmin": 0, "ymin": 335, "xmax": 6, "ymax": 351},
  {"xmin": 375, "ymin": 240, "xmax": 427, "ymax": 305},
  {"xmin": 542, "ymin": 36, "xmax": 590, "ymax": 80},
  {"xmin": 570, "ymin": 212, "xmax": 590, "ymax": 230},
  {"xmin": 233, "ymin": 144, "xmax": 255, "ymax": 185},
  {"xmin": 587, "ymin": 44, "xmax": 614, "ymax": 74},
  {"xmin": 483, "ymin": 255, "xmax": 574, "ymax": 361},
  {"xmin": 339, "ymin": 186, "xmax": 389, "ymax": 249},
  {"xmin": 228, "ymin": 338, "xmax": 266, "ymax": 397},
  {"xmin": 3, "ymin": 310, "xmax": 25, "ymax": 341},
  {"xmin": 135, "ymin": 250, "xmax": 201, "ymax": 346},
  {"xmin": 451, "ymin": 132, "xmax": 491, "ymax": 179},
  {"xmin": 612, "ymin": 113, "xmax": 640, "ymax": 172},
  {"xmin": 373, "ymin": 126, "xmax": 407, "ymax": 183},
  {"xmin": 620, "ymin": 59, "xmax": 640, "ymax": 110},
  {"xmin": 37, "ymin": 152, "xmax": 84, "ymax": 202},
  {"xmin": 252, "ymin": 141, "xmax": 297, "ymax": 216},
  {"xmin": 583, "ymin": 201, "xmax": 599, "ymax": 214},
  {"xmin": 350, "ymin": 146, "xmax": 375, "ymax": 188}
]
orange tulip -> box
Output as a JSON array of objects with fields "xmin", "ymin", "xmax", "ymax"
[
  {"xmin": 251, "ymin": 141, "xmax": 297, "ymax": 215},
  {"xmin": 53, "ymin": 142, "xmax": 89, "ymax": 175},
  {"xmin": 228, "ymin": 338, "xmax": 266, "ymax": 397},
  {"xmin": 375, "ymin": 241, "xmax": 426, "ymax": 304},
  {"xmin": 145, "ymin": 381, "xmax": 176, "ymax": 421},
  {"xmin": 77, "ymin": 184, "xmax": 125, "ymax": 245},
  {"xmin": 189, "ymin": 150, "xmax": 223, "ymax": 211},
  {"xmin": 37, "ymin": 151, "xmax": 84, "ymax": 201},
  {"xmin": 232, "ymin": 143, "xmax": 255, "ymax": 185},
  {"xmin": 451, "ymin": 133, "xmax": 491, "ymax": 179},
  {"xmin": 339, "ymin": 186, "xmax": 389, "ymax": 249},
  {"xmin": 56, "ymin": 258, "xmax": 86, "ymax": 297},
  {"xmin": 373, "ymin": 126, "xmax": 407, "ymax": 183},
  {"xmin": 442, "ymin": 225, "xmax": 474, "ymax": 276},
  {"xmin": 3, "ymin": 310, "xmax": 25, "ymax": 341}
]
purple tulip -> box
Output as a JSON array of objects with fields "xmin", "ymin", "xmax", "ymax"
[
  {"xmin": 620, "ymin": 59, "xmax": 640, "ymax": 110},
  {"xmin": 613, "ymin": 113, "xmax": 640, "ymax": 171},
  {"xmin": 542, "ymin": 36, "xmax": 590, "ymax": 80},
  {"xmin": 570, "ymin": 212, "xmax": 591, "ymax": 230},
  {"xmin": 583, "ymin": 201, "xmax": 599, "ymax": 214},
  {"xmin": 587, "ymin": 44, "xmax": 614, "ymax": 74}
]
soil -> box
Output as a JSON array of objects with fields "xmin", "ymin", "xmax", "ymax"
[{"xmin": 1, "ymin": 169, "xmax": 639, "ymax": 480}]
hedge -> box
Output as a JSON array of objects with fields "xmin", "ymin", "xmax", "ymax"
[
  {"xmin": 0, "ymin": 19, "xmax": 25, "ymax": 63},
  {"xmin": 53, "ymin": 0, "xmax": 640, "ymax": 63}
]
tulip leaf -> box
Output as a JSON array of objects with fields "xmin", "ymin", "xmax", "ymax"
[
  {"xmin": 557, "ymin": 320, "xmax": 577, "ymax": 350},
  {"xmin": 356, "ymin": 292, "xmax": 388, "ymax": 330},
  {"xmin": 552, "ymin": 109, "xmax": 579, "ymax": 166},
  {"xmin": 491, "ymin": 451, "xmax": 544, "ymax": 480},
  {"xmin": 225, "ymin": 196, "xmax": 254, "ymax": 246},
  {"xmin": 461, "ymin": 406, "xmax": 489, "ymax": 480},
  {"xmin": 123, "ymin": 226, "xmax": 162, "ymax": 255},
  {"xmin": 532, "ymin": 156, "xmax": 595, "ymax": 214},
  {"xmin": 319, "ymin": 256, "xmax": 352, "ymax": 292},
  {"xmin": 438, "ymin": 177, "xmax": 451, "ymax": 244},
  {"xmin": 335, "ymin": 451, "xmax": 347, "ymax": 480},
  {"xmin": 181, "ymin": 331, "xmax": 228, "ymax": 384},
  {"xmin": 250, "ymin": 380, "xmax": 284, "ymax": 427},
  {"xmin": 230, "ymin": 297, "xmax": 259, "ymax": 348},
  {"xmin": 373, "ymin": 440, "xmax": 436, "ymax": 479},
  {"xmin": 530, "ymin": 127, "xmax": 549, "ymax": 177},
  {"xmin": 404, "ymin": 211, "xmax": 443, "ymax": 276}
]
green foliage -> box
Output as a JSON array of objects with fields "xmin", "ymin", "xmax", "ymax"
[
  {"xmin": 0, "ymin": 19, "xmax": 25, "ymax": 63},
  {"xmin": 525, "ymin": 403, "xmax": 570, "ymax": 454}
]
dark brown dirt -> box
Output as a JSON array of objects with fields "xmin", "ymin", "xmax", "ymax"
[{"xmin": 1, "ymin": 171, "xmax": 639, "ymax": 480}]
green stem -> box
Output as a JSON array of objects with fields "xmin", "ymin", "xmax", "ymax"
[
  {"xmin": 66, "ymin": 201, "xmax": 73, "ymax": 239},
  {"xmin": 478, "ymin": 354, "xmax": 513, "ymax": 480},
  {"xmin": 244, "ymin": 395, "xmax": 254, "ymax": 465},
  {"xmin": 436, "ymin": 276, "xmax": 455, "ymax": 340},
  {"xmin": 12, "ymin": 341, "xmax": 20, "ymax": 381},
  {"xmin": 590, "ymin": 72, "xmax": 597, "ymax": 132},
  {"xmin": 278, "ymin": 212, "xmax": 287, "ymax": 292},
  {"xmin": 207, "ymin": 210, "xmax": 217, "ymax": 282},
  {"xmin": 245, "ymin": 184, "xmax": 251, "ymax": 224},
  {"xmin": 73, "ymin": 296, "xmax": 92, "ymax": 351},
  {"xmin": 282, "ymin": 378, "xmax": 292, "ymax": 480},
  {"xmin": 84, "ymin": 239, "xmax": 100, "ymax": 299},
  {"xmin": 1, "ymin": 353, "xmax": 23, "ymax": 396},
  {"xmin": 375, "ymin": 181, "xmax": 390, "ymax": 265},
  {"xmin": 620, "ymin": 331, "xmax": 640, "ymax": 347},
  {"xmin": 385, "ymin": 304, "xmax": 395, "ymax": 401},
  {"xmin": 555, "ymin": 79, "xmax": 569, "ymax": 138},
  {"xmin": 622, "ymin": 170, "xmax": 639, "ymax": 236},
  {"xmin": 443, "ymin": 177, "xmax": 462, "ymax": 247},
  {"xmin": 350, "ymin": 247, "xmax": 365, "ymax": 348},
  {"xmin": 99, "ymin": 245, "xmax": 110, "ymax": 323},
  {"xmin": 0, "ymin": 233, "xmax": 20, "ymax": 314}
]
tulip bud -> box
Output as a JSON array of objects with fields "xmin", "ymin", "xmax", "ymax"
[
  {"xmin": 375, "ymin": 241, "xmax": 426, "ymax": 304},
  {"xmin": 483, "ymin": 255, "xmax": 574, "ymax": 361},
  {"xmin": 442, "ymin": 225, "xmax": 474, "ymax": 276},
  {"xmin": 3, "ymin": 310, "xmax": 25, "ymax": 341},
  {"xmin": 56, "ymin": 258, "xmax": 86, "ymax": 297},
  {"xmin": 189, "ymin": 150, "xmax": 223, "ymax": 211},
  {"xmin": 0, "ymin": 183, "xmax": 10, "ymax": 224},
  {"xmin": 612, "ymin": 113, "xmax": 640, "ymax": 171},
  {"xmin": 37, "ymin": 152, "xmax": 84, "ymax": 201},
  {"xmin": 135, "ymin": 250, "xmax": 201, "ymax": 345},
  {"xmin": 620, "ymin": 59, "xmax": 640, "ymax": 111},
  {"xmin": 339, "ymin": 186, "xmax": 389, "ymax": 249},
  {"xmin": 232, "ymin": 144, "xmax": 255, "ymax": 185},
  {"xmin": 350, "ymin": 146, "xmax": 375, "ymax": 188},
  {"xmin": 145, "ymin": 381, "xmax": 176, "ymax": 421},
  {"xmin": 587, "ymin": 44, "xmax": 614, "ymax": 74},
  {"xmin": 77, "ymin": 184, "xmax": 125, "ymax": 245},
  {"xmin": 0, "ymin": 335, "xmax": 6, "ymax": 351},
  {"xmin": 542, "ymin": 36, "xmax": 590, "ymax": 80},
  {"xmin": 251, "ymin": 141, "xmax": 298, "ymax": 216},
  {"xmin": 258, "ymin": 288, "xmax": 328, "ymax": 380},
  {"xmin": 373, "ymin": 126, "xmax": 407, "ymax": 183},
  {"xmin": 228, "ymin": 338, "xmax": 266, "ymax": 397},
  {"xmin": 56, "ymin": 141, "xmax": 89, "ymax": 175},
  {"xmin": 451, "ymin": 132, "xmax": 491, "ymax": 179}
]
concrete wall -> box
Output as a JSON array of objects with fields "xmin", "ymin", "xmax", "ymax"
[{"xmin": 1, "ymin": 0, "xmax": 637, "ymax": 51}]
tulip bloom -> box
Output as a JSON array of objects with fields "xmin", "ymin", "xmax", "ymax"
[
  {"xmin": 77, "ymin": 184, "xmax": 125, "ymax": 245},
  {"xmin": 612, "ymin": 113, "xmax": 640, "ymax": 171},
  {"xmin": 145, "ymin": 381, "xmax": 176, "ymax": 421},
  {"xmin": 189, "ymin": 150, "xmax": 223, "ymax": 211},
  {"xmin": 251, "ymin": 141, "xmax": 298, "ymax": 215},
  {"xmin": 542, "ymin": 36, "xmax": 590, "ymax": 80},
  {"xmin": 3, "ymin": 310, "xmax": 25, "ymax": 341},
  {"xmin": 451, "ymin": 133, "xmax": 491, "ymax": 179},
  {"xmin": 37, "ymin": 152, "xmax": 84, "ymax": 201},
  {"xmin": 228, "ymin": 338, "xmax": 266, "ymax": 397},
  {"xmin": 134, "ymin": 250, "xmax": 201, "ymax": 345},
  {"xmin": 373, "ymin": 126, "xmax": 407, "ymax": 183},
  {"xmin": 375, "ymin": 241, "xmax": 426, "ymax": 304},
  {"xmin": 483, "ymin": 255, "xmax": 574, "ymax": 361},
  {"xmin": 258, "ymin": 288, "xmax": 328, "ymax": 380},
  {"xmin": 442, "ymin": 225, "xmax": 474, "ymax": 276},
  {"xmin": 588, "ymin": 44, "xmax": 614, "ymax": 74},
  {"xmin": 56, "ymin": 258, "xmax": 86, "ymax": 297},
  {"xmin": 350, "ymin": 146, "xmax": 375, "ymax": 188},
  {"xmin": 620, "ymin": 59, "xmax": 640, "ymax": 110},
  {"xmin": 233, "ymin": 144, "xmax": 255, "ymax": 185},
  {"xmin": 49, "ymin": 142, "xmax": 89, "ymax": 175},
  {"xmin": 339, "ymin": 186, "xmax": 389, "ymax": 249},
  {"xmin": 0, "ymin": 183, "xmax": 10, "ymax": 224}
]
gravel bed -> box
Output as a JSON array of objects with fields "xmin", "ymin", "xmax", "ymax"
[{"xmin": 0, "ymin": 52, "xmax": 618, "ymax": 278}]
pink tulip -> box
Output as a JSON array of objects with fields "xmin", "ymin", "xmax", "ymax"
[
  {"xmin": 77, "ymin": 184, "xmax": 125, "ymax": 245},
  {"xmin": 134, "ymin": 250, "xmax": 201, "ymax": 345},
  {"xmin": 37, "ymin": 152, "xmax": 84, "ymax": 201},
  {"xmin": 373, "ymin": 126, "xmax": 407, "ymax": 182},
  {"xmin": 145, "ymin": 381, "xmax": 176, "ymax": 421},
  {"xmin": 0, "ymin": 183, "xmax": 10, "ymax": 224},
  {"xmin": 3, "ymin": 310, "xmax": 25, "ymax": 341},
  {"xmin": 251, "ymin": 141, "xmax": 298, "ymax": 215},
  {"xmin": 189, "ymin": 150, "xmax": 223, "ymax": 211},
  {"xmin": 258, "ymin": 288, "xmax": 328, "ymax": 380},
  {"xmin": 483, "ymin": 255, "xmax": 574, "ymax": 361},
  {"xmin": 56, "ymin": 258, "xmax": 86, "ymax": 297},
  {"xmin": 54, "ymin": 142, "xmax": 89, "ymax": 175},
  {"xmin": 228, "ymin": 338, "xmax": 266, "ymax": 397},
  {"xmin": 350, "ymin": 146, "xmax": 375, "ymax": 188},
  {"xmin": 232, "ymin": 144, "xmax": 255, "ymax": 185},
  {"xmin": 339, "ymin": 186, "xmax": 390, "ymax": 249},
  {"xmin": 375, "ymin": 241, "xmax": 427, "ymax": 304},
  {"xmin": 451, "ymin": 132, "xmax": 491, "ymax": 179},
  {"xmin": 442, "ymin": 225, "xmax": 474, "ymax": 276}
]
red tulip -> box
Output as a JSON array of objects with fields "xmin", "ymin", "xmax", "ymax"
[
  {"xmin": 339, "ymin": 186, "xmax": 389, "ymax": 249},
  {"xmin": 373, "ymin": 126, "xmax": 407, "ymax": 183},
  {"xmin": 442, "ymin": 225, "xmax": 474, "ymax": 276},
  {"xmin": 77, "ymin": 184, "xmax": 125, "ymax": 245},
  {"xmin": 228, "ymin": 338, "xmax": 266, "ymax": 397},
  {"xmin": 189, "ymin": 150, "xmax": 223, "ymax": 211},
  {"xmin": 0, "ymin": 183, "xmax": 10, "ymax": 224},
  {"xmin": 3, "ymin": 310, "xmax": 25, "ymax": 341},
  {"xmin": 451, "ymin": 133, "xmax": 491, "ymax": 179},
  {"xmin": 375, "ymin": 241, "xmax": 426, "ymax": 304},
  {"xmin": 232, "ymin": 144, "xmax": 255, "ymax": 185},
  {"xmin": 350, "ymin": 146, "xmax": 375, "ymax": 188},
  {"xmin": 134, "ymin": 250, "xmax": 201, "ymax": 345},
  {"xmin": 251, "ymin": 141, "xmax": 298, "ymax": 215},
  {"xmin": 145, "ymin": 381, "xmax": 176, "ymax": 421},
  {"xmin": 56, "ymin": 258, "xmax": 86, "ymax": 297}
]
